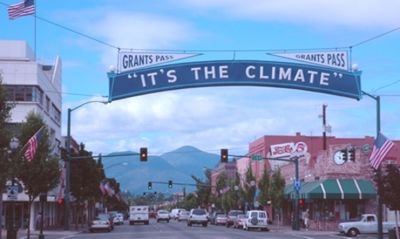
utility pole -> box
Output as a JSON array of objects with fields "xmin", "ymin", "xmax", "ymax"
[{"xmin": 322, "ymin": 104, "xmax": 327, "ymax": 150}]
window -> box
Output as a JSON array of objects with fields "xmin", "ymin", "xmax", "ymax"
[
  {"xmin": 52, "ymin": 104, "xmax": 61, "ymax": 123},
  {"xmin": 15, "ymin": 86, "xmax": 25, "ymax": 101},
  {"xmin": 45, "ymin": 96, "xmax": 50, "ymax": 112},
  {"xmin": 4, "ymin": 85, "xmax": 44, "ymax": 103}
]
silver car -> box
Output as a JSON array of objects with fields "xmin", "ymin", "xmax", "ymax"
[
  {"xmin": 89, "ymin": 214, "xmax": 112, "ymax": 232},
  {"xmin": 187, "ymin": 208, "xmax": 208, "ymax": 227},
  {"xmin": 178, "ymin": 210, "xmax": 190, "ymax": 221},
  {"xmin": 156, "ymin": 210, "xmax": 170, "ymax": 223}
]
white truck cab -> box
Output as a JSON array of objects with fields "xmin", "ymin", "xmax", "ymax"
[{"xmin": 338, "ymin": 214, "xmax": 396, "ymax": 237}]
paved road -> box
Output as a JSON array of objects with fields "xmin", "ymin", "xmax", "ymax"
[{"xmin": 19, "ymin": 219, "xmax": 391, "ymax": 239}]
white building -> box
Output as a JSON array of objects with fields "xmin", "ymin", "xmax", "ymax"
[
  {"xmin": 0, "ymin": 40, "xmax": 62, "ymax": 149},
  {"xmin": 0, "ymin": 40, "xmax": 63, "ymax": 230}
]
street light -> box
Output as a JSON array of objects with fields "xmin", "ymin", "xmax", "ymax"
[
  {"xmin": 64, "ymin": 100, "xmax": 108, "ymax": 230},
  {"xmin": 7, "ymin": 137, "xmax": 19, "ymax": 239}
]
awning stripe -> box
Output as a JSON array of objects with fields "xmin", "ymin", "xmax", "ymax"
[
  {"xmin": 320, "ymin": 183, "xmax": 326, "ymax": 199},
  {"xmin": 336, "ymin": 179, "xmax": 344, "ymax": 199},
  {"xmin": 353, "ymin": 178, "xmax": 362, "ymax": 199}
]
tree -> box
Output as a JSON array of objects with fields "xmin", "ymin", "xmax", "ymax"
[
  {"xmin": 191, "ymin": 168, "xmax": 212, "ymax": 208},
  {"xmin": 381, "ymin": 164, "xmax": 400, "ymax": 238},
  {"xmin": 242, "ymin": 162, "xmax": 256, "ymax": 209},
  {"xmin": 215, "ymin": 172, "xmax": 228, "ymax": 210},
  {"xmin": 222, "ymin": 173, "xmax": 243, "ymax": 212},
  {"xmin": 258, "ymin": 169, "xmax": 270, "ymax": 207},
  {"xmin": 0, "ymin": 75, "xmax": 13, "ymax": 239},
  {"xmin": 17, "ymin": 112, "xmax": 60, "ymax": 238},
  {"xmin": 269, "ymin": 169, "xmax": 285, "ymax": 225},
  {"xmin": 70, "ymin": 143, "xmax": 105, "ymax": 227}
]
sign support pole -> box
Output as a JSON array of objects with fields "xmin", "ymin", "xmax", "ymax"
[
  {"xmin": 362, "ymin": 91, "xmax": 383, "ymax": 239},
  {"xmin": 293, "ymin": 156, "xmax": 300, "ymax": 231}
]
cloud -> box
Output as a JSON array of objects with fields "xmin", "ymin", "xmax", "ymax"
[
  {"xmin": 177, "ymin": 0, "xmax": 400, "ymax": 29},
  {"xmin": 54, "ymin": 2, "xmax": 398, "ymax": 157},
  {"xmin": 67, "ymin": 87, "xmax": 378, "ymax": 156}
]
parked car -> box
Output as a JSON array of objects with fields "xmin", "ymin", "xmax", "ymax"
[
  {"xmin": 243, "ymin": 210, "xmax": 269, "ymax": 231},
  {"xmin": 209, "ymin": 211, "xmax": 224, "ymax": 225},
  {"xmin": 156, "ymin": 210, "xmax": 170, "ymax": 223},
  {"xmin": 89, "ymin": 214, "xmax": 112, "ymax": 232},
  {"xmin": 215, "ymin": 213, "xmax": 227, "ymax": 225},
  {"xmin": 113, "ymin": 212, "xmax": 124, "ymax": 225},
  {"xmin": 226, "ymin": 210, "xmax": 243, "ymax": 227},
  {"xmin": 98, "ymin": 213, "xmax": 114, "ymax": 230},
  {"xmin": 178, "ymin": 210, "xmax": 190, "ymax": 221},
  {"xmin": 233, "ymin": 213, "xmax": 246, "ymax": 229},
  {"xmin": 187, "ymin": 208, "xmax": 208, "ymax": 227}
]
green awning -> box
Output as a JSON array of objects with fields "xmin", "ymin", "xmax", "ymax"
[{"xmin": 284, "ymin": 179, "xmax": 376, "ymax": 200}]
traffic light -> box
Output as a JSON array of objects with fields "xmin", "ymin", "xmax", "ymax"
[
  {"xmin": 348, "ymin": 148, "xmax": 356, "ymax": 161},
  {"xmin": 299, "ymin": 198, "xmax": 305, "ymax": 208},
  {"xmin": 168, "ymin": 180, "xmax": 173, "ymax": 188},
  {"xmin": 140, "ymin": 147, "xmax": 148, "ymax": 161},
  {"xmin": 148, "ymin": 182, "xmax": 152, "ymax": 190},
  {"xmin": 221, "ymin": 149, "xmax": 228, "ymax": 163},
  {"xmin": 57, "ymin": 198, "xmax": 64, "ymax": 205}
]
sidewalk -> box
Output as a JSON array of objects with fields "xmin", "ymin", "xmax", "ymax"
[{"xmin": 1, "ymin": 228, "xmax": 84, "ymax": 239}]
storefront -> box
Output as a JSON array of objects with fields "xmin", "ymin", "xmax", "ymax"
[{"xmin": 284, "ymin": 178, "xmax": 377, "ymax": 230}]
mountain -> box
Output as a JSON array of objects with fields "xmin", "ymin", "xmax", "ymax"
[
  {"xmin": 102, "ymin": 146, "xmax": 219, "ymax": 195},
  {"xmin": 160, "ymin": 146, "xmax": 219, "ymax": 178}
]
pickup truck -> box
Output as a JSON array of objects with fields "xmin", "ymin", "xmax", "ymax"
[{"xmin": 338, "ymin": 214, "xmax": 396, "ymax": 237}]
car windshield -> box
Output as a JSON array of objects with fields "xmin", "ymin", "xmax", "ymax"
[
  {"xmin": 96, "ymin": 215, "xmax": 109, "ymax": 220},
  {"xmin": 229, "ymin": 210, "xmax": 241, "ymax": 216},
  {"xmin": 193, "ymin": 209, "xmax": 206, "ymax": 215}
]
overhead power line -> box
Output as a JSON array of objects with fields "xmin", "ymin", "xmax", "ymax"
[
  {"xmin": 350, "ymin": 26, "xmax": 400, "ymax": 48},
  {"xmin": 2, "ymin": 1, "xmax": 400, "ymax": 53}
]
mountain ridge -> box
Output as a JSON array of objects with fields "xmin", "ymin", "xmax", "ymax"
[{"xmin": 103, "ymin": 146, "xmax": 219, "ymax": 194}]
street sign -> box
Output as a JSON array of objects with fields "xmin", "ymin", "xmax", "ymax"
[
  {"xmin": 293, "ymin": 179, "xmax": 301, "ymax": 192},
  {"xmin": 251, "ymin": 155, "xmax": 263, "ymax": 161},
  {"xmin": 7, "ymin": 185, "xmax": 18, "ymax": 200}
]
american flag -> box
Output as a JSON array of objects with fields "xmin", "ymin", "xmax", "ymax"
[
  {"xmin": 104, "ymin": 182, "xmax": 115, "ymax": 197},
  {"xmin": 24, "ymin": 126, "xmax": 43, "ymax": 161},
  {"xmin": 8, "ymin": 0, "xmax": 35, "ymax": 20},
  {"xmin": 99, "ymin": 180, "xmax": 107, "ymax": 195},
  {"xmin": 369, "ymin": 133, "xmax": 395, "ymax": 169}
]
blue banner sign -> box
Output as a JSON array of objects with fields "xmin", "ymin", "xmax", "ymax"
[{"xmin": 108, "ymin": 60, "xmax": 361, "ymax": 101}]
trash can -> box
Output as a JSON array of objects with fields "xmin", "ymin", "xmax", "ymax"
[{"xmin": 389, "ymin": 228, "xmax": 397, "ymax": 239}]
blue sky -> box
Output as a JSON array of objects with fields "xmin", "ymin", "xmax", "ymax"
[{"xmin": 1, "ymin": 0, "xmax": 399, "ymax": 156}]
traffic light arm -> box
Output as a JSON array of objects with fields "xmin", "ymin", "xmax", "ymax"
[{"xmin": 149, "ymin": 181, "xmax": 216, "ymax": 188}]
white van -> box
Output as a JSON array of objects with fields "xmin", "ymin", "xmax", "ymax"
[
  {"xmin": 129, "ymin": 206, "xmax": 149, "ymax": 225},
  {"xmin": 243, "ymin": 210, "xmax": 269, "ymax": 231},
  {"xmin": 170, "ymin": 208, "xmax": 185, "ymax": 220}
]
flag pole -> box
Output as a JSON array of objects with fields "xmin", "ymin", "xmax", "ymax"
[{"xmin": 34, "ymin": 0, "xmax": 37, "ymax": 60}]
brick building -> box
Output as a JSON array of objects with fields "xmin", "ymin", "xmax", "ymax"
[{"xmin": 239, "ymin": 132, "xmax": 399, "ymax": 230}]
